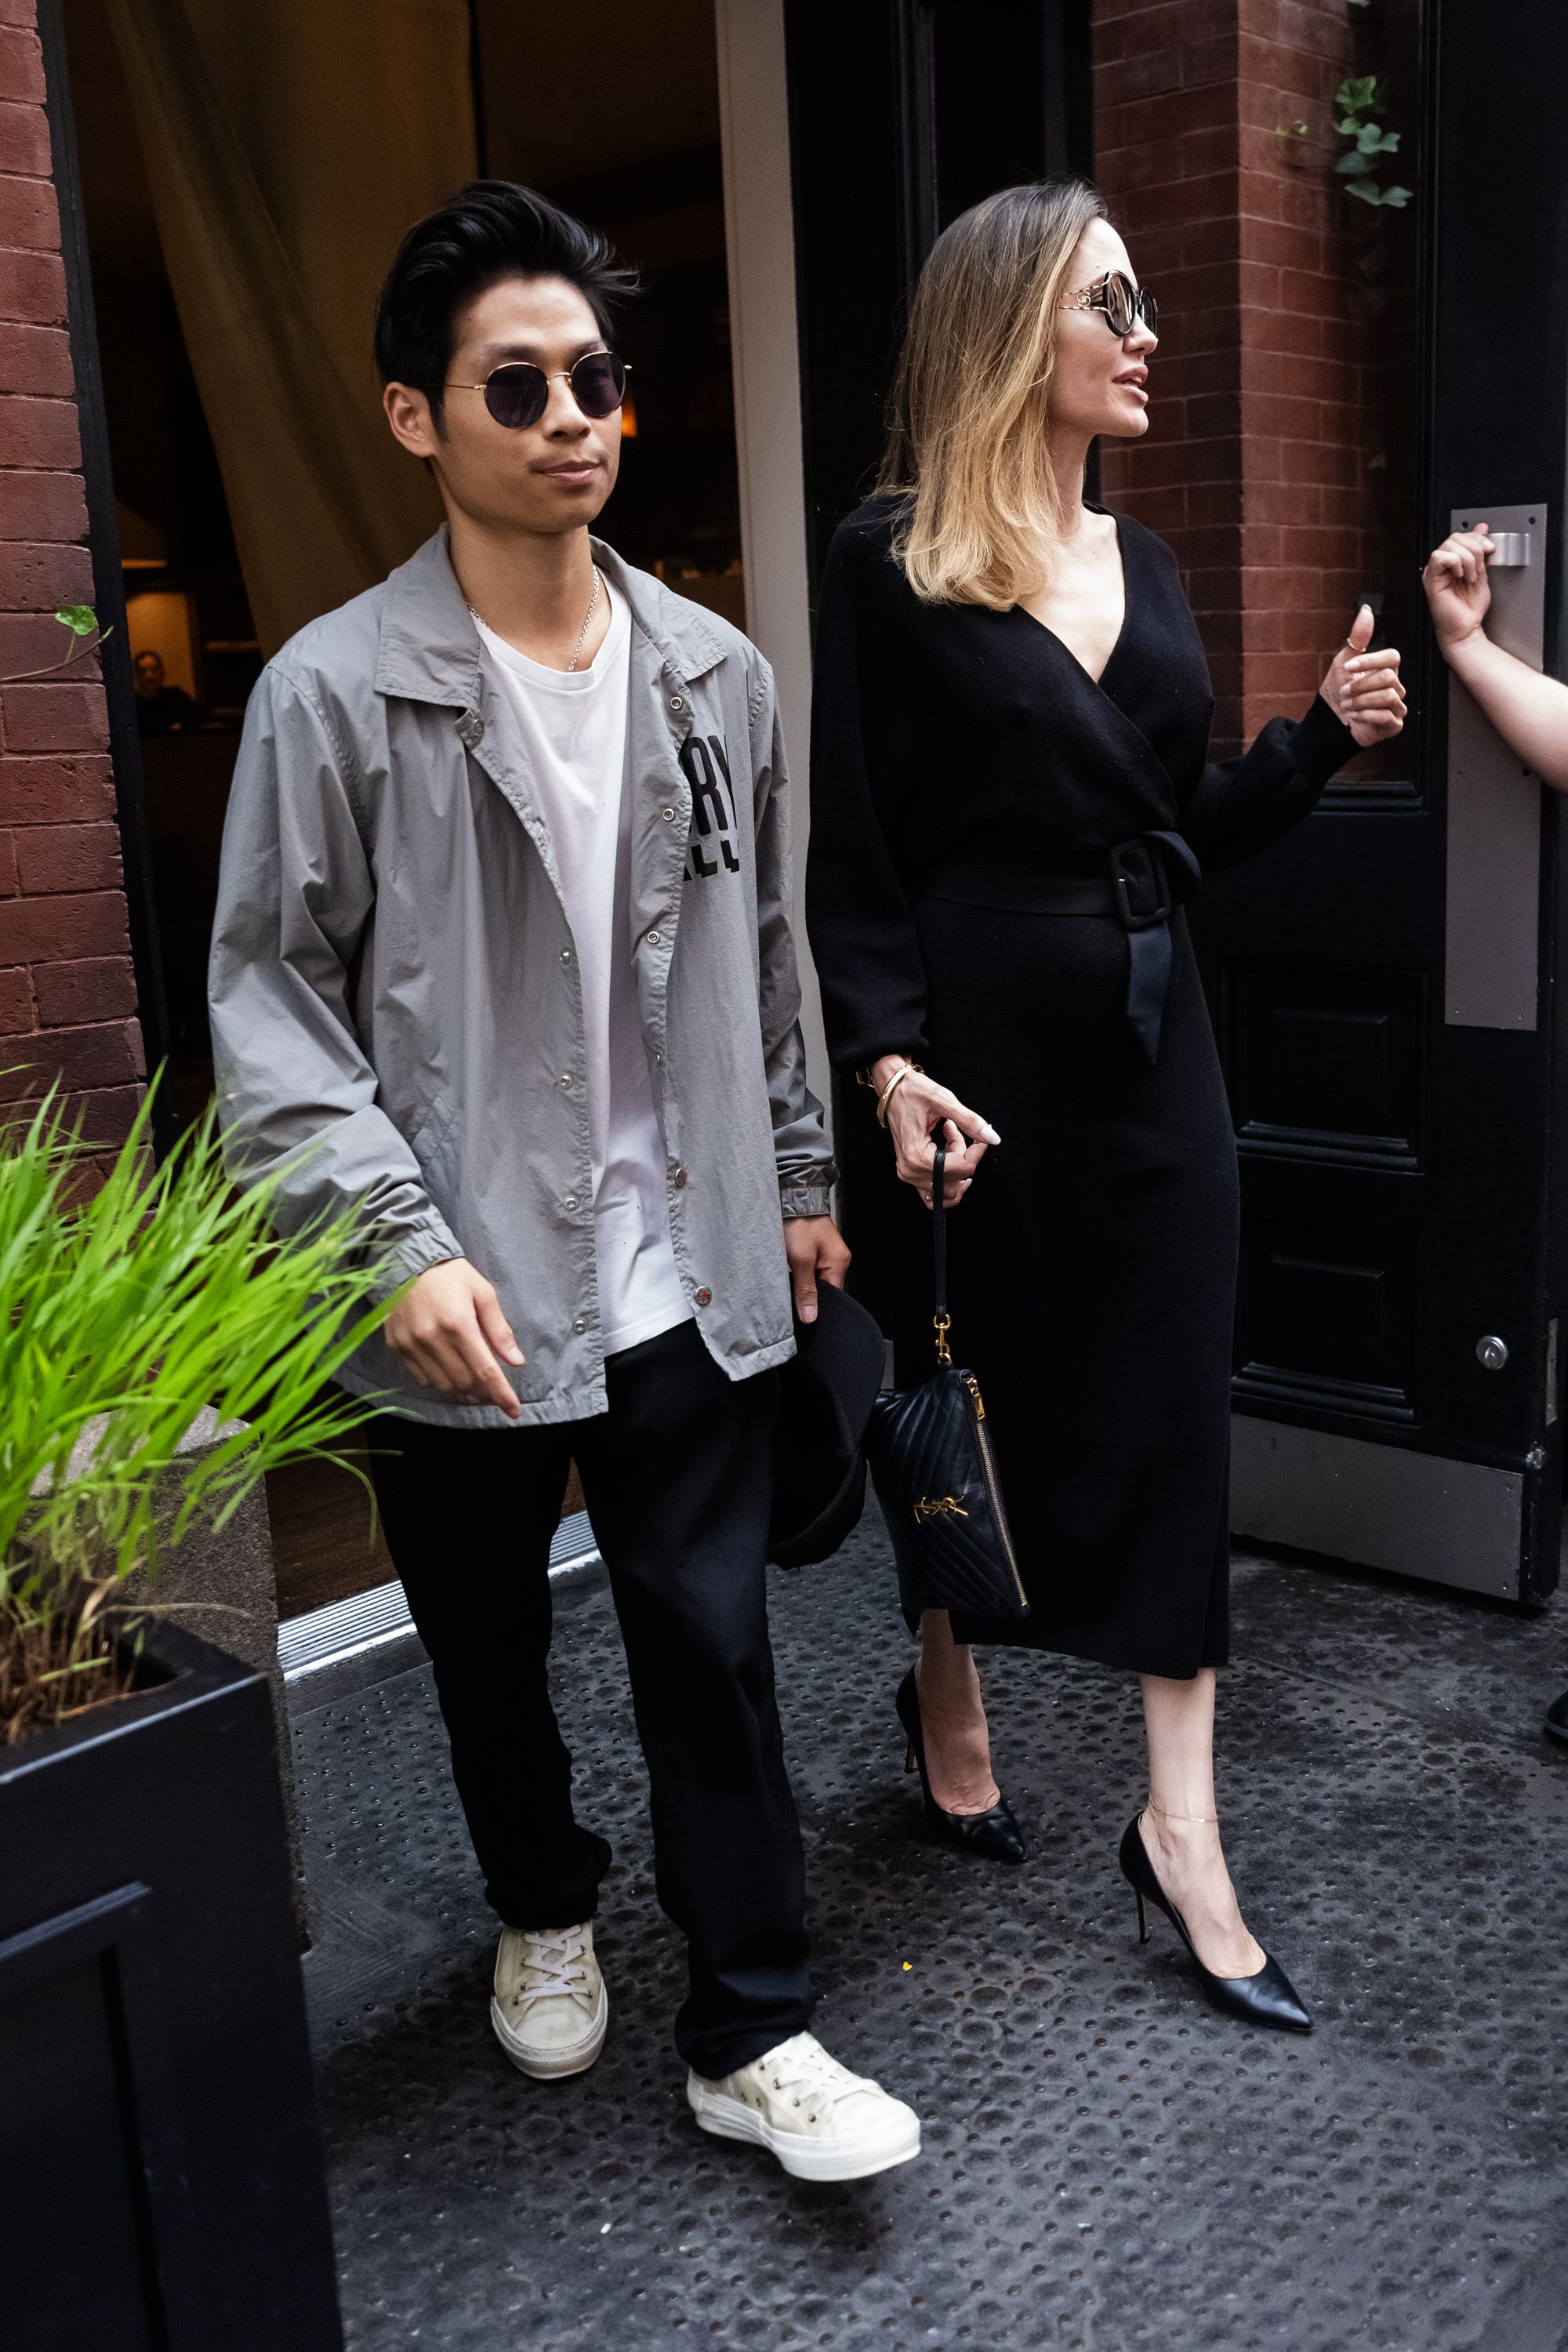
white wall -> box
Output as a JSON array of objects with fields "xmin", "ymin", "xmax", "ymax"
[{"xmin": 713, "ymin": 0, "xmax": 830, "ymax": 1120}]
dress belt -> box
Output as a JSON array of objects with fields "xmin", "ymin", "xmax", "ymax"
[{"xmin": 919, "ymin": 830, "xmax": 1204, "ymax": 1065}]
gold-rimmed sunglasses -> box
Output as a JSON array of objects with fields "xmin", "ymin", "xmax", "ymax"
[
  {"xmin": 444, "ymin": 350, "xmax": 630, "ymax": 430},
  {"xmin": 1062, "ymin": 271, "xmax": 1158, "ymax": 339}
]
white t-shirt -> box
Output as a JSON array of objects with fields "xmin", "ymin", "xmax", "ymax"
[{"xmin": 475, "ymin": 587, "xmax": 691, "ymax": 1358}]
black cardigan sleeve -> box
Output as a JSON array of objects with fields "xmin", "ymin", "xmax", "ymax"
[
  {"xmin": 1180, "ymin": 694, "xmax": 1356, "ymax": 873},
  {"xmin": 804, "ymin": 525, "xmax": 931, "ymax": 1073}
]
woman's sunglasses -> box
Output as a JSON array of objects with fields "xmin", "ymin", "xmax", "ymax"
[
  {"xmin": 1062, "ymin": 271, "xmax": 1158, "ymax": 339},
  {"xmin": 445, "ymin": 350, "xmax": 630, "ymax": 431}
]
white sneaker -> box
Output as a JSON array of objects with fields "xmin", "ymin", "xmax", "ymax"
[
  {"xmin": 687, "ymin": 2031, "xmax": 921, "ymax": 2182},
  {"xmin": 490, "ymin": 1922, "xmax": 608, "ymax": 2080}
]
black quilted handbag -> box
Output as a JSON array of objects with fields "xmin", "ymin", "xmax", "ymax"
[{"xmin": 863, "ymin": 1142, "xmax": 1029, "ymax": 1621}]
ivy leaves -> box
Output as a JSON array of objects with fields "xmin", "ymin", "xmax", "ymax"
[
  {"xmin": 0, "ymin": 603, "xmax": 112, "ymax": 684},
  {"xmin": 1334, "ymin": 75, "xmax": 1412, "ymax": 209}
]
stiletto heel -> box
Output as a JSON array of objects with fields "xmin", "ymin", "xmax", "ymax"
[
  {"xmin": 1117, "ymin": 1812, "xmax": 1311, "ymax": 2032},
  {"xmin": 895, "ymin": 1670, "xmax": 1026, "ymax": 1864}
]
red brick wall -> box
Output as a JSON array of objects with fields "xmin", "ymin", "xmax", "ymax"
[
  {"xmin": 0, "ymin": 0, "xmax": 143, "ymax": 1142},
  {"xmin": 1094, "ymin": 0, "xmax": 1388, "ymax": 753},
  {"xmin": 1093, "ymin": 0, "xmax": 1247, "ymax": 739}
]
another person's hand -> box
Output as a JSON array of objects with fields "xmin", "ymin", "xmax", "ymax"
[
  {"xmin": 1422, "ymin": 523, "xmax": 1494, "ymax": 654},
  {"xmin": 1319, "ymin": 603, "xmax": 1406, "ymax": 746},
  {"xmin": 873, "ymin": 1058, "xmax": 1000, "ymax": 1210},
  {"xmin": 1417, "ymin": 521, "xmax": 1568, "ymax": 791},
  {"xmin": 384, "ymin": 1257, "xmax": 525, "ymax": 1418},
  {"xmin": 784, "ymin": 1214, "xmax": 851, "ymax": 1324}
]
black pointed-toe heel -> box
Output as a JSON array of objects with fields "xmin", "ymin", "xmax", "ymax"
[
  {"xmin": 1117, "ymin": 1812, "xmax": 1311, "ymax": 2033},
  {"xmin": 895, "ymin": 1670, "xmax": 1025, "ymax": 1864}
]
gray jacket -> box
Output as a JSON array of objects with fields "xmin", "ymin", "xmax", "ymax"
[{"xmin": 208, "ymin": 530, "xmax": 835, "ymax": 1428}]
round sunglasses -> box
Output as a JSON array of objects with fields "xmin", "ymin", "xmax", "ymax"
[
  {"xmin": 1062, "ymin": 271, "xmax": 1158, "ymax": 339},
  {"xmin": 445, "ymin": 350, "xmax": 630, "ymax": 431}
]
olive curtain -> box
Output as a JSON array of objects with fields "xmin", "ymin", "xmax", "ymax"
[{"xmin": 100, "ymin": 0, "xmax": 477, "ymax": 657}]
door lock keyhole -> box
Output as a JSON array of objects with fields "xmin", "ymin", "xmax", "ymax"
[{"xmin": 1476, "ymin": 1334, "xmax": 1509, "ymax": 1372}]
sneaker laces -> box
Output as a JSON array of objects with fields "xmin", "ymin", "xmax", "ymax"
[
  {"xmin": 514, "ymin": 1927, "xmax": 593, "ymax": 2014},
  {"xmin": 757, "ymin": 2034, "xmax": 873, "ymax": 2126}
]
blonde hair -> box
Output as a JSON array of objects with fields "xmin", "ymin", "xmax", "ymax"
[{"xmin": 877, "ymin": 177, "xmax": 1109, "ymax": 608}]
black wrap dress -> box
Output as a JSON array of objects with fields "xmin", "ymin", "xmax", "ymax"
[{"xmin": 804, "ymin": 499, "xmax": 1357, "ymax": 1679}]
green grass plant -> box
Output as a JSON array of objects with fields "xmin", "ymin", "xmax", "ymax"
[{"xmin": 0, "ymin": 1081, "xmax": 401, "ymax": 1744}]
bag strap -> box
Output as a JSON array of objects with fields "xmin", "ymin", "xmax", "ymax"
[{"xmin": 931, "ymin": 1138, "xmax": 952, "ymax": 1364}]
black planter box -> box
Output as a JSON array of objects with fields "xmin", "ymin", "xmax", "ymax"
[{"xmin": 0, "ymin": 1621, "xmax": 342, "ymax": 2352}]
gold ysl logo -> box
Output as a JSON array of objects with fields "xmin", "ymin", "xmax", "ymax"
[{"xmin": 914, "ymin": 1494, "xmax": 970, "ymax": 1523}]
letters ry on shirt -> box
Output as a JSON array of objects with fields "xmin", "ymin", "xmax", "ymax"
[{"xmin": 680, "ymin": 734, "xmax": 739, "ymax": 880}]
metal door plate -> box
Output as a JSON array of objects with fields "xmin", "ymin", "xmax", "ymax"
[
  {"xmin": 1444, "ymin": 499, "xmax": 1547, "ymax": 1029},
  {"xmin": 1231, "ymin": 1414, "xmax": 1522, "ymax": 1598}
]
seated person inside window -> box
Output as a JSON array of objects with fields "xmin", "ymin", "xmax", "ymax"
[{"xmin": 132, "ymin": 648, "xmax": 201, "ymax": 735}]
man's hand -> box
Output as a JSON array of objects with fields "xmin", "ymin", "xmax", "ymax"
[
  {"xmin": 1319, "ymin": 603, "xmax": 1407, "ymax": 747},
  {"xmin": 784, "ymin": 1214, "xmax": 851, "ymax": 1325},
  {"xmin": 384, "ymin": 1258, "xmax": 525, "ymax": 1419},
  {"xmin": 1422, "ymin": 524, "xmax": 1494, "ymax": 655}
]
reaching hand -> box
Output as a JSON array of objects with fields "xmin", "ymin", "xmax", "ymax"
[
  {"xmin": 1422, "ymin": 524, "xmax": 1494, "ymax": 655},
  {"xmin": 1319, "ymin": 603, "xmax": 1406, "ymax": 747},
  {"xmin": 1418, "ymin": 522, "xmax": 1568, "ymax": 790},
  {"xmin": 384, "ymin": 1257, "xmax": 525, "ymax": 1419},
  {"xmin": 875, "ymin": 1059, "xmax": 1000, "ymax": 1210},
  {"xmin": 783, "ymin": 1214, "xmax": 851, "ymax": 1324}
]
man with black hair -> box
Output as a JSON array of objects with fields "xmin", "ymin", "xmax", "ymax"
[{"xmin": 209, "ymin": 183, "xmax": 920, "ymax": 2180}]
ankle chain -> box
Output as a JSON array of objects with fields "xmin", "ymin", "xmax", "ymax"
[{"xmin": 1146, "ymin": 1798, "xmax": 1219, "ymax": 1825}]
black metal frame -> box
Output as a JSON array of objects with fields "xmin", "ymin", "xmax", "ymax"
[
  {"xmin": 894, "ymin": 2, "xmax": 940, "ymax": 288},
  {"xmin": 463, "ymin": 0, "xmax": 490, "ymax": 178},
  {"xmin": 785, "ymin": 0, "xmax": 1094, "ymax": 1341},
  {"xmin": 786, "ymin": 0, "xmax": 1092, "ymax": 604},
  {"xmin": 895, "ymin": 0, "xmax": 1091, "ymax": 285},
  {"xmin": 35, "ymin": 0, "xmax": 175, "ymax": 1156}
]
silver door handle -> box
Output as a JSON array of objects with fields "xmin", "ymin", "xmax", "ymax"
[{"xmin": 1456, "ymin": 519, "xmax": 1533, "ymax": 567}]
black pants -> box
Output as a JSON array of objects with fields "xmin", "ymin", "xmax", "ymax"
[{"xmin": 365, "ymin": 1320, "xmax": 812, "ymax": 2078}]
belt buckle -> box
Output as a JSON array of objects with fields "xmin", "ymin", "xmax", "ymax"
[{"xmin": 1109, "ymin": 839, "xmax": 1171, "ymax": 933}]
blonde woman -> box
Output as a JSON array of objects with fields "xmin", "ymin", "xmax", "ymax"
[{"xmin": 806, "ymin": 179, "xmax": 1406, "ymax": 2031}]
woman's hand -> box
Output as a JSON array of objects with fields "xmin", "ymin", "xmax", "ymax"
[
  {"xmin": 873, "ymin": 1056, "xmax": 1000, "ymax": 1209},
  {"xmin": 1319, "ymin": 603, "xmax": 1406, "ymax": 746},
  {"xmin": 1422, "ymin": 524, "xmax": 1494, "ymax": 655}
]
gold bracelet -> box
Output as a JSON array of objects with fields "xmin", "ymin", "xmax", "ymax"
[{"xmin": 875, "ymin": 1060, "xmax": 923, "ymax": 1127}]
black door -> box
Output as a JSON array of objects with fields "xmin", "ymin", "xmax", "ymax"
[
  {"xmin": 786, "ymin": 0, "xmax": 1091, "ymax": 592},
  {"xmin": 1189, "ymin": 0, "xmax": 1568, "ymax": 1602},
  {"xmin": 786, "ymin": 0, "xmax": 1093, "ymax": 1323}
]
